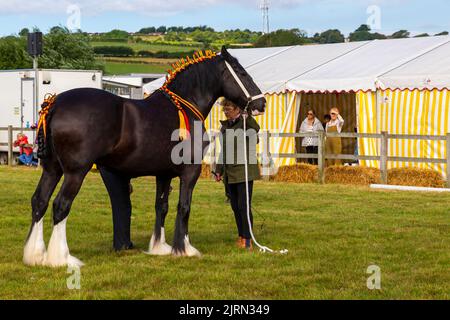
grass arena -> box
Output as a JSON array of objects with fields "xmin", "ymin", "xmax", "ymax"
[{"xmin": 0, "ymin": 166, "xmax": 448, "ymax": 299}]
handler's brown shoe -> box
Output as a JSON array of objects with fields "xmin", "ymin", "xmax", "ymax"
[
  {"xmin": 236, "ymin": 237, "xmax": 244, "ymax": 248},
  {"xmin": 238, "ymin": 238, "xmax": 253, "ymax": 250}
]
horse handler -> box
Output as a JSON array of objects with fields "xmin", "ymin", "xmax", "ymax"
[{"xmin": 214, "ymin": 98, "xmax": 261, "ymax": 250}]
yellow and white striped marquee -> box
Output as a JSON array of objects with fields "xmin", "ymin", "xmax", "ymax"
[
  {"xmin": 358, "ymin": 89, "xmax": 449, "ymax": 176},
  {"xmin": 206, "ymin": 89, "xmax": 449, "ymax": 178}
]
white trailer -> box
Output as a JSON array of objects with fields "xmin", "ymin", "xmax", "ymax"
[{"xmin": 0, "ymin": 69, "xmax": 102, "ymax": 162}]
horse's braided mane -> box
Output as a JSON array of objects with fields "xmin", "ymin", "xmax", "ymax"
[{"xmin": 163, "ymin": 50, "xmax": 218, "ymax": 87}]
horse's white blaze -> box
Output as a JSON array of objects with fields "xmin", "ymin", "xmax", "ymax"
[
  {"xmin": 23, "ymin": 219, "xmax": 47, "ymax": 266},
  {"xmin": 182, "ymin": 235, "xmax": 201, "ymax": 257},
  {"xmin": 45, "ymin": 218, "xmax": 84, "ymax": 267},
  {"xmin": 146, "ymin": 227, "xmax": 172, "ymax": 256}
]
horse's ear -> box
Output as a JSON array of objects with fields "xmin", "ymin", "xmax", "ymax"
[{"xmin": 221, "ymin": 46, "xmax": 231, "ymax": 61}]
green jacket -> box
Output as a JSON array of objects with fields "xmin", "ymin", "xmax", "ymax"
[{"xmin": 215, "ymin": 115, "xmax": 261, "ymax": 184}]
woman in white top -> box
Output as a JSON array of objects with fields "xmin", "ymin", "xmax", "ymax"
[
  {"xmin": 325, "ymin": 107, "xmax": 344, "ymax": 166},
  {"xmin": 300, "ymin": 109, "xmax": 324, "ymax": 165}
]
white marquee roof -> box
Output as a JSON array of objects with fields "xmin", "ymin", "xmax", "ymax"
[{"xmin": 144, "ymin": 36, "xmax": 450, "ymax": 95}]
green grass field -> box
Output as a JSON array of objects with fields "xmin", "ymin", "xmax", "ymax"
[
  {"xmin": 91, "ymin": 41, "xmax": 201, "ymax": 75},
  {"xmin": 103, "ymin": 61, "xmax": 170, "ymax": 75},
  {"xmin": 90, "ymin": 41, "xmax": 201, "ymax": 53},
  {"xmin": 0, "ymin": 166, "xmax": 448, "ymax": 299}
]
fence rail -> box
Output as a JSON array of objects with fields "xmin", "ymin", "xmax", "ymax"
[
  {"xmin": 210, "ymin": 130, "xmax": 450, "ymax": 187},
  {"xmin": 2, "ymin": 125, "xmax": 449, "ymax": 187}
]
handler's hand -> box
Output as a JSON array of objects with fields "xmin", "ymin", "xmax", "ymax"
[{"xmin": 214, "ymin": 173, "xmax": 222, "ymax": 182}]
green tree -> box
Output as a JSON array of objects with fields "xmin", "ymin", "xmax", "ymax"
[
  {"xmin": 255, "ymin": 29, "xmax": 311, "ymax": 47},
  {"xmin": 313, "ymin": 29, "xmax": 345, "ymax": 43},
  {"xmin": 138, "ymin": 27, "xmax": 156, "ymax": 34},
  {"xmin": 19, "ymin": 28, "xmax": 29, "ymax": 37},
  {"xmin": 165, "ymin": 31, "xmax": 187, "ymax": 42},
  {"xmin": 156, "ymin": 26, "xmax": 167, "ymax": 33},
  {"xmin": 38, "ymin": 27, "xmax": 103, "ymax": 70},
  {"xmin": 390, "ymin": 30, "xmax": 410, "ymax": 38},
  {"xmin": 414, "ymin": 33, "xmax": 430, "ymax": 38},
  {"xmin": 349, "ymin": 24, "xmax": 387, "ymax": 42},
  {"xmin": 435, "ymin": 31, "xmax": 449, "ymax": 36},
  {"xmin": 103, "ymin": 29, "xmax": 129, "ymax": 40},
  {"xmin": 191, "ymin": 30, "xmax": 218, "ymax": 48},
  {"xmin": 350, "ymin": 24, "xmax": 372, "ymax": 42},
  {"xmin": 0, "ymin": 36, "xmax": 32, "ymax": 69},
  {"xmin": 349, "ymin": 30, "xmax": 372, "ymax": 41},
  {"xmin": 356, "ymin": 24, "xmax": 371, "ymax": 32},
  {"xmin": 371, "ymin": 32, "xmax": 387, "ymax": 40}
]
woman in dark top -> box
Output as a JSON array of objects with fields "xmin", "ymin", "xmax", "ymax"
[{"xmin": 214, "ymin": 99, "xmax": 260, "ymax": 250}]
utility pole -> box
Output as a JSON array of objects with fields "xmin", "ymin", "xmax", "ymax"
[
  {"xmin": 27, "ymin": 32, "xmax": 43, "ymax": 134},
  {"xmin": 33, "ymin": 55, "xmax": 39, "ymax": 130},
  {"xmin": 260, "ymin": 0, "xmax": 270, "ymax": 35}
]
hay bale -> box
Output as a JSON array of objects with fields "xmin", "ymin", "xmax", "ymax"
[
  {"xmin": 325, "ymin": 166, "xmax": 381, "ymax": 185},
  {"xmin": 273, "ymin": 164, "xmax": 318, "ymax": 183},
  {"xmin": 388, "ymin": 167, "xmax": 445, "ymax": 188}
]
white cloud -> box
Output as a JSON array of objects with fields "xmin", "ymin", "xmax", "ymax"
[
  {"xmin": 0, "ymin": 0, "xmax": 413, "ymax": 16},
  {"xmin": 0, "ymin": 0, "xmax": 227, "ymax": 15}
]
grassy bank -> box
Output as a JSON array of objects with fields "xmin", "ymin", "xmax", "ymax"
[{"xmin": 90, "ymin": 41, "xmax": 202, "ymax": 53}]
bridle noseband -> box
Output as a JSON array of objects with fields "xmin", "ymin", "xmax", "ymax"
[{"xmin": 224, "ymin": 60, "xmax": 265, "ymax": 108}]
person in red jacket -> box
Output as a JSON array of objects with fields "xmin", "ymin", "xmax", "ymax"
[{"xmin": 13, "ymin": 133, "xmax": 37, "ymax": 166}]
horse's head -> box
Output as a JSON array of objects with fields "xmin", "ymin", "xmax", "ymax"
[{"xmin": 220, "ymin": 47, "xmax": 266, "ymax": 115}]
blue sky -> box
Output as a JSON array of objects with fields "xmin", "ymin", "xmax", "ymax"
[{"xmin": 0, "ymin": 0, "xmax": 448, "ymax": 37}]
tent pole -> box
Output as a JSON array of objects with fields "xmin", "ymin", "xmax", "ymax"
[{"xmin": 376, "ymin": 89, "xmax": 382, "ymax": 168}]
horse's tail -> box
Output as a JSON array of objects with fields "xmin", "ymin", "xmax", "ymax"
[
  {"xmin": 36, "ymin": 125, "xmax": 50, "ymax": 159},
  {"xmin": 36, "ymin": 94, "xmax": 57, "ymax": 159}
]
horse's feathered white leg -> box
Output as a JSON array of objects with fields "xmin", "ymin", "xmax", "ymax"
[
  {"xmin": 145, "ymin": 227, "xmax": 172, "ymax": 255},
  {"xmin": 183, "ymin": 235, "xmax": 201, "ymax": 257},
  {"xmin": 23, "ymin": 219, "xmax": 47, "ymax": 266},
  {"xmin": 45, "ymin": 218, "xmax": 84, "ymax": 267},
  {"xmin": 173, "ymin": 235, "xmax": 201, "ymax": 257}
]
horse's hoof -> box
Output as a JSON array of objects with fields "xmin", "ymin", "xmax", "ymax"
[
  {"xmin": 45, "ymin": 255, "xmax": 84, "ymax": 268},
  {"xmin": 172, "ymin": 236, "xmax": 202, "ymax": 257},
  {"xmin": 145, "ymin": 239, "xmax": 173, "ymax": 256},
  {"xmin": 145, "ymin": 228, "xmax": 173, "ymax": 256},
  {"xmin": 23, "ymin": 249, "xmax": 47, "ymax": 266},
  {"xmin": 44, "ymin": 254, "xmax": 84, "ymax": 268}
]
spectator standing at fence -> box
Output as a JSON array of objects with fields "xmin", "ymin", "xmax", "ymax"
[
  {"xmin": 300, "ymin": 109, "xmax": 324, "ymax": 165},
  {"xmin": 325, "ymin": 107, "xmax": 344, "ymax": 166},
  {"xmin": 13, "ymin": 133, "xmax": 37, "ymax": 166}
]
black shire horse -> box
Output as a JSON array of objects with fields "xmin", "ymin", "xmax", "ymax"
[{"xmin": 23, "ymin": 47, "xmax": 266, "ymax": 267}]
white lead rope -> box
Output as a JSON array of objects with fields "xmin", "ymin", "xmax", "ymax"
[{"xmin": 243, "ymin": 106, "xmax": 288, "ymax": 255}]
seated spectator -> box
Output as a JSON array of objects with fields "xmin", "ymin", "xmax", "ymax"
[{"xmin": 13, "ymin": 133, "xmax": 37, "ymax": 166}]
